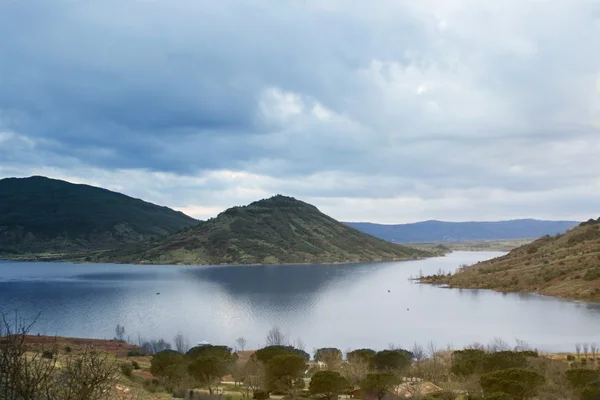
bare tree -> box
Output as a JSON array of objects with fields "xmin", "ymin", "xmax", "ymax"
[
  {"xmin": 0, "ymin": 313, "xmax": 58, "ymax": 400},
  {"xmin": 465, "ymin": 342, "xmax": 485, "ymax": 351},
  {"xmin": 265, "ymin": 327, "xmax": 288, "ymax": 346},
  {"xmin": 340, "ymin": 356, "xmax": 370, "ymax": 389},
  {"xmin": 115, "ymin": 324, "xmax": 125, "ymax": 342},
  {"xmin": 0, "ymin": 312, "xmax": 119, "ymax": 400},
  {"xmin": 236, "ymin": 337, "xmax": 247, "ymax": 352},
  {"xmin": 174, "ymin": 332, "xmax": 189, "ymax": 354},
  {"xmin": 50, "ymin": 347, "xmax": 119, "ymax": 400},
  {"xmin": 514, "ymin": 338, "xmax": 532, "ymax": 352},
  {"xmin": 575, "ymin": 343, "xmax": 581, "ymax": 359},
  {"xmin": 141, "ymin": 338, "xmax": 172, "ymax": 354},
  {"xmin": 583, "ymin": 343, "xmax": 589, "ymax": 358},
  {"xmin": 241, "ymin": 358, "xmax": 265, "ymax": 398},
  {"xmin": 486, "ymin": 337, "xmax": 510, "ymax": 353},
  {"xmin": 591, "ymin": 343, "xmax": 598, "ymax": 359},
  {"xmin": 294, "ymin": 337, "xmax": 305, "ymax": 351},
  {"xmin": 411, "ymin": 342, "xmax": 426, "ymax": 362}
]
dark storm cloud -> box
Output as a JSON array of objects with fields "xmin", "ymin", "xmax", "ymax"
[{"xmin": 1, "ymin": 0, "xmax": 599, "ymax": 222}]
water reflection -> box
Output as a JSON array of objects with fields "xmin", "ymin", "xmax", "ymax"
[{"xmin": 1, "ymin": 252, "xmax": 600, "ymax": 352}]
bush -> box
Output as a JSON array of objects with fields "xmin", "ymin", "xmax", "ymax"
[
  {"xmin": 565, "ymin": 368, "xmax": 600, "ymax": 389},
  {"xmin": 567, "ymin": 355, "xmax": 575, "ymax": 361},
  {"xmin": 41, "ymin": 350, "xmax": 54, "ymax": 360},
  {"xmin": 253, "ymin": 390, "xmax": 270, "ymax": 400},
  {"xmin": 64, "ymin": 346, "xmax": 72, "ymax": 353},
  {"xmin": 480, "ymin": 368, "xmax": 544, "ymax": 400},
  {"xmin": 120, "ymin": 362, "xmax": 134, "ymax": 377},
  {"xmin": 127, "ymin": 349, "xmax": 147, "ymax": 357},
  {"xmin": 484, "ymin": 393, "xmax": 513, "ymax": 400},
  {"xmin": 143, "ymin": 378, "xmax": 160, "ymax": 393},
  {"xmin": 172, "ymin": 387, "xmax": 187, "ymax": 398},
  {"xmin": 131, "ymin": 360, "xmax": 140, "ymax": 369}
]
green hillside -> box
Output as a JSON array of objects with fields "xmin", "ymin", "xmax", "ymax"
[
  {"xmin": 420, "ymin": 217, "xmax": 600, "ymax": 301},
  {"xmin": 0, "ymin": 176, "xmax": 198, "ymax": 254},
  {"xmin": 94, "ymin": 195, "xmax": 432, "ymax": 265}
]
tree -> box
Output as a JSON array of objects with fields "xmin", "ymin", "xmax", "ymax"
[
  {"xmin": 361, "ymin": 373, "xmax": 398, "ymax": 400},
  {"xmin": 309, "ymin": 371, "xmax": 349, "ymax": 400},
  {"xmin": 266, "ymin": 354, "xmax": 307, "ymax": 399},
  {"xmin": 265, "ymin": 327, "xmax": 288, "ymax": 346},
  {"xmin": 315, "ymin": 348, "xmax": 343, "ymax": 371},
  {"xmin": 340, "ymin": 355, "xmax": 371, "ymax": 389},
  {"xmin": 451, "ymin": 349, "xmax": 486, "ymax": 376},
  {"xmin": 142, "ymin": 338, "xmax": 172, "ymax": 354},
  {"xmin": 150, "ymin": 350, "xmax": 184, "ymax": 377},
  {"xmin": 50, "ymin": 347, "xmax": 119, "ymax": 400},
  {"xmin": 0, "ymin": 313, "xmax": 118, "ymax": 400},
  {"xmin": 115, "ymin": 324, "xmax": 125, "ymax": 342},
  {"xmin": 565, "ymin": 368, "xmax": 600, "ymax": 389},
  {"xmin": 187, "ymin": 345, "xmax": 235, "ymax": 361},
  {"xmin": 254, "ymin": 346, "xmax": 309, "ymax": 364},
  {"xmin": 242, "ymin": 357, "xmax": 266, "ymax": 398},
  {"xmin": 188, "ymin": 356, "xmax": 229, "ymax": 394},
  {"xmin": 371, "ymin": 349, "xmax": 412, "ymax": 372},
  {"xmin": 480, "ymin": 368, "xmax": 545, "ymax": 400},
  {"xmin": 237, "ymin": 337, "xmax": 248, "ymax": 352},
  {"xmin": 174, "ymin": 332, "xmax": 189, "ymax": 354},
  {"xmin": 481, "ymin": 351, "xmax": 530, "ymax": 373},
  {"xmin": 347, "ymin": 349, "xmax": 376, "ymax": 363}
]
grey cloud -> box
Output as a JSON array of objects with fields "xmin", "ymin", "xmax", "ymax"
[{"xmin": 1, "ymin": 0, "xmax": 599, "ymax": 221}]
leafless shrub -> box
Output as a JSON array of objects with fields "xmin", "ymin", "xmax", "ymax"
[
  {"xmin": 576, "ymin": 343, "xmax": 581, "ymax": 358},
  {"xmin": 583, "ymin": 343, "xmax": 589, "ymax": 358}
]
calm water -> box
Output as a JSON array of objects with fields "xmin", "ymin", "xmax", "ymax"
[{"xmin": 1, "ymin": 252, "xmax": 600, "ymax": 352}]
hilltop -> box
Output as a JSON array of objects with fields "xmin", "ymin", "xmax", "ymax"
[
  {"xmin": 420, "ymin": 218, "xmax": 600, "ymax": 301},
  {"xmin": 346, "ymin": 219, "xmax": 579, "ymax": 243},
  {"xmin": 0, "ymin": 176, "xmax": 198, "ymax": 255},
  {"xmin": 93, "ymin": 195, "xmax": 432, "ymax": 265}
]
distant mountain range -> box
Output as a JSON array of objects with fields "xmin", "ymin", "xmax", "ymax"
[
  {"xmin": 344, "ymin": 219, "xmax": 580, "ymax": 243},
  {"xmin": 94, "ymin": 195, "xmax": 431, "ymax": 265},
  {"xmin": 0, "ymin": 176, "xmax": 198, "ymax": 253}
]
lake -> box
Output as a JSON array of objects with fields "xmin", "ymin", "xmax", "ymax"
[{"xmin": 1, "ymin": 251, "xmax": 599, "ymax": 353}]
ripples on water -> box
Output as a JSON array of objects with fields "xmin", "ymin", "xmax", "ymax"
[{"xmin": 1, "ymin": 252, "xmax": 599, "ymax": 352}]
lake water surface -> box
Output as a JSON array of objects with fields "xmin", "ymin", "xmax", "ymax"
[{"xmin": 1, "ymin": 252, "xmax": 600, "ymax": 352}]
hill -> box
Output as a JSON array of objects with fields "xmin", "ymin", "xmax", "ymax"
[
  {"xmin": 93, "ymin": 195, "xmax": 432, "ymax": 265},
  {"xmin": 0, "ymin": 176, "xmax": 198, "ymax": 254},
  {"xmin": 420, "ymin": 218, "xmax": 600, "ymax": 301},
  {"xmin": 345, "ymin": 219, "xmax": 579, "ymax": 243}
]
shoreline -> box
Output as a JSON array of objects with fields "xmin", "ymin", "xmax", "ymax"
[
  {"xmin": 418, "ymin": 279, "xmax": 600, "ymax": 304},
  {"xmin": 0, "ymin": 254, "xmax": 436, "ymax": 267}
]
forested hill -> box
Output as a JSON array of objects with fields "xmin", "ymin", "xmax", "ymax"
[
  {"xmin": 0, "ymin": 176, "xmax": 198, "ymax": 254},
  {"xmin": 95, "ymin": 195, "xmax": 432, "ymax": 265},
  {"xmin": 345, "ymin": 219, "xmax": 579, "ymax": 243}
]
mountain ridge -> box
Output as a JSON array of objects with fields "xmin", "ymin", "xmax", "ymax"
[
  {"xmin": 420, "ymin": 217, "xmax": 600, "ymax": 301},
  {"xmin": 345, "ymin": 219, "xmax": 580, "ymax": 243},
  {"xmin": 92, "ymin": 194, "xmax": 432, "ymax": 265},
  {"xmin": 0, "ymin": 176, "xmax": 198, "ymax": 254}
]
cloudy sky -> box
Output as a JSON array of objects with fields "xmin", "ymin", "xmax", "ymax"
[{"xmin": 1, "ymin": 0, "xmax": 599, "ymax": 223}]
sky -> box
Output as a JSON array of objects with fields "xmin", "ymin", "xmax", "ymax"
[{"xmin": 0, "ymin": 0, "xmax": 599, "ymax": 223}]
